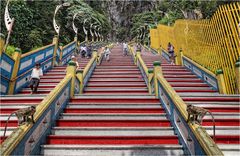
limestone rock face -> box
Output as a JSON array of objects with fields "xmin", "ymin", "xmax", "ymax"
[{"xmin": 85, "ymin": 0, "xmax": 157, "ymax": 41}]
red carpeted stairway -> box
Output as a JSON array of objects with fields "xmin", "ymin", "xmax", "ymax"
[
  {"xmin": 41, "ymin": 45, "xmax": 184, "ymax": 156},
  {"xmin": 141, "ymin": 47, "xmax": 240, "ymax": 155},
  {"xmin": 0, "ymin": 57, "xmax": 89, "ymax": 143}
]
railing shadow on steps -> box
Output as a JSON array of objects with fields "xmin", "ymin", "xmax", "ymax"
[
  {"xmin": 0, "ymin": 42, "xmax": 107, "ymax": 155},
  {"xmin": 129, "ymin": 44, "xmax": 223, "ymax": 155}
]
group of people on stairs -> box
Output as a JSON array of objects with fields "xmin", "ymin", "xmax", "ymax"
[{"xmin": 27, "ymin": 42, "xmax": 145, "ymax": 94}]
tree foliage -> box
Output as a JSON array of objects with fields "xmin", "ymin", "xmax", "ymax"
[
  {"xmin": 0, "ymin": 0, "xmax": 110, "ymax": 54},
  {"xmin": 130, "ymin": 0, "xmax": 234, "ymax": 43}
]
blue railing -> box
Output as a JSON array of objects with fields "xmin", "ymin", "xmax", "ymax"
[
  {"xmin": 5, "ymin": 76, "xmax": 72, "ymax": 155},
  {"xmin": 182, "ymin": 56, "xmax": 218, "ymax": 91},
  {"xmin": 0, "ymin": 53, "xmax": 15, "ymax": 94},
  {"xmin": 0, "ymin": 39, "xmax": 77, "ymax": 94}
]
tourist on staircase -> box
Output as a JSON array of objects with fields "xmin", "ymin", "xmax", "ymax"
[
  {"xmin": 103, "ymin": 46, "xmax": 111, "ymax": 61},
  {"xmin": 136, "ymin": 42, "xmax": 142, "ymax": 52},
  {"xmin": 123, "ymin": 42, "xmax": 128, "ymax": 56},
  {"xmin": 29, "ymin": 63, "xmax": 43, "ymax": 94},
  {"xmin": 86, "ymin": 43, "xmax": 92, "ymax": 58},
  {"xmin": 80, "ymin": 45, "xmax": 87, "ymax": 58},
  {"xmin": 71, "ymin": 56, "xmax": 79, "ymax": 70},
  {"xmin": 167, "ymin": 42, "xmax": 175, "ymax": 65}
]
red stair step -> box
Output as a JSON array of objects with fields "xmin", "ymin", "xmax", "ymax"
[
  {"xmin": 182, "ymin": 97, "xmax": 240, "ymax": 102},
  {"xmin": 47, "ymin": 136, "xmax": 179, "ymax": 145},
  {"xmin": 202, "ymin": 119, "xmax": 240, "ymax": 126},
  {"xmin": 70, "ymin": 99, "xmax": 158, "ymax": 104},
  {"xmin": 63, "ymin": 108, "xmax": 164, "ymax": 113},
  {"xmin": 56, "ymin": 120, "xmax": 171, "ymax": 127},
  {"xmin": 214, "ymin": 135, "xmax": 240, "ymax": 144}
]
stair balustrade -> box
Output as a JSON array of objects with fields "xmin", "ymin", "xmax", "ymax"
[
  {"xmin": 0, "ymin": 63, "xmax": 74, "ymax": 155},
  {"xmin": 150, "ymin": 2, "xmax": 240, "ymax": 94},
  {"xmin": 154, "ymin": 61, "xmax": 223, "ymax": 155},
  {"xmin": 130, "ymin": 44, "xmax": 223, "ymax": 155},
  {"xmin": 0, "ymin": 36, "xmax": 78, "ymax": 95},
  {"xmin": 129, "ymin": 46, "xmax": 154, "ymax": 94}
]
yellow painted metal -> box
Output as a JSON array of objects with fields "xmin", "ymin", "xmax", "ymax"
[
  {"xmin": 59, "ymin": 46, "xmax": 63, "ymax": 65},
  {"xmin": 83, "ymin": 51, "xmax": 97, "ymax": 79},
  {"xmin": 150, "ymin": 29, "xmax": 160, "ymax": 50},
  {"xmin": 8, "ymin": 49, "xmax": 22, "ymax": 94},
  {"xmin": 148, "ymin": 72, "xmax": 154, "ymax": 94},
  {"xmin": 128, "ymin": 45, "xmax": 137, "ymax": 64},
  {"xmin": 52, "ymin": 36, "xmax": 59, "ymax": 67},
  {"xmin": 0, "ymin": 35, "xmax": 5, "ymax": 56},
  {"xmin": 154, "ymin": 64, "xmax": 162, "ymax": 98},
  {"xmin": 156, "ymin": 73, "xmax": 223, "ymax": 155},
  {"xmin": 235, "ymin": 62, "xmax": 240, "ymax": 93},
  {"xmin": 0, "ymin": 75, "xmax": 72, "ymax": 155},
  {"xmin": 152, "ymin": 2, "xmax": 240, "ymax": 94},
  {"xmin": 66, "ymin": 63, "xmax": 76, "ymax": 97},
  {"xmin": 76, "ymin": 70, "xmax": 83, "ymax": 94},
  {"xmin": 216, "ymin": 72, "xmax": 227, "ymax": 94},
  {"xmin": 74, "ymin": 36, "xmax": 78, "ymax": 55}
]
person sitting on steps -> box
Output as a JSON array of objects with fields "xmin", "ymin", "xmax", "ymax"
[{"xmin": 29, "ymin": 63, "xmax": 43, "ymax": 94}]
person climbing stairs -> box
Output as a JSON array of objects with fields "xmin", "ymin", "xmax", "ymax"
[
  {"xmin": 41, "ymin": 45, "xmax": 184, "ymax": 156},
  {"xmin": 0, "ymin": 57, "xmax": 90, "ymax": 143},
  {"xmin": 141, "ymin": 47, "xmax": 240, "ymax": 155}
]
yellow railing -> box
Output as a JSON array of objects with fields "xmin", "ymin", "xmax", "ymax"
[
  {"xmin": 0, "ymin": 74, "xmax": 72, "ymax": 155},
  {"xmin": 152, "ymin": 2, "xmax": 240, "ymax": 94}
]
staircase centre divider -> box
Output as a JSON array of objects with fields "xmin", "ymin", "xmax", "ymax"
[
  {"xmin": 0, "ymin": 36, "xmax": 78, "ymax": 95},
  {"xmin": 0, "ymin": 43, "xmax": 105, "ymax": 154},
  {"xmin": 129, "ymin": 44, "xmax": 223, "ymax": 155},
  {"xmin": 129, "ymin": 46, "xmax": 154, "ymax": 94}
]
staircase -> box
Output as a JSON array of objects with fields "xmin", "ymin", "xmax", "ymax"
[
  {"xmin": 41, "ymin": 45, "xmax": 184, "ymax": 156},
  {"xmin": 141, "ymin": 48, "xmax": 240, "ymax": 155},
  {"xmin": 0, "ymin": 57, "xmax": 89, "ymax": 143}
]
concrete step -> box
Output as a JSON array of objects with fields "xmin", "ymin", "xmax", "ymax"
[
  {"xmin": 59, "ymin": 113, "xmax": 167, "ymax": 120},
  {"xmin": 0, "ymin": 127, "xmax": 16, "ymax": 136},
  {"xmin": 90, "ymin": 75, "xmax": 142, "ymax": 78},
  {"xmin": 218, "ymin": 144, "xmax": 240, "ymax": 156},
  {"xmin": 41, "ymin": 144, "xmax": 184, "ymax": 156},
  {"xmin": 204, "ymin": 126, "xmax": 240, "ymax": 135},
  {"xmin": 84, "ymin": 88, "xmax": 148, "ymax": 91},
  {"xmin": 46, "ymin": 135, "xmax": 180, "ymax": 145},
  {"xmin": 66, "ymin": 104, "xmax": 161, "ymax": 109},
  {"xmin": 56, "ymin": 119, "xmax": 171, "ymax": 127},
  {"xmin": 88, "ymin": 78, "xmax": 144, "ymax": 82},
  {"xmin": 51, "ymin": 127, "xmax": 174, "ymax": 136}
]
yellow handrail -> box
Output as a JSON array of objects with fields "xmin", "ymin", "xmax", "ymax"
[
  {"xmin": 156, "ymin": 72, "xmax": 223, "ymax": 155},
  {"xmin": 152, "ymin": 2, "xmax": 240, "ymax": 94},
  {"xmin": 0, "ymin": 74, "xmax": 72, "ymax": 155}
]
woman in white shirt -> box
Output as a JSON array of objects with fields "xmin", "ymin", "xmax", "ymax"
[{"xmin": 30, "ymin": 63, "xmax": 43, "ymax": 94}]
